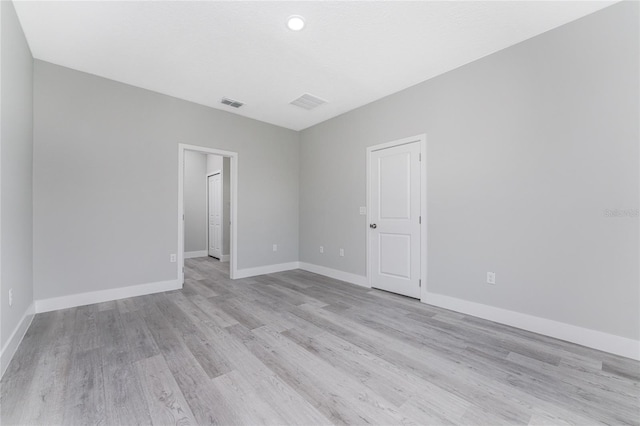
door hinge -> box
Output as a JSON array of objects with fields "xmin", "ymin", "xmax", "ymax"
[
  {"xmin": 419, "ymin": 279, "xmax": 422, "ymax": 287},
  {"xmin": 419, "ymin": 216, "xmax": 421, "ymax": 224},
  {"xmin": 182, "ymin": 214, "xmax": 185, "ymax": 221},
  {"xmin": 419, "ymin": 153, "xmax": 421, "ymax": 161},
  {"xmin": 182, "ymin": 267, "xmax": 185, "ymax": 273}
]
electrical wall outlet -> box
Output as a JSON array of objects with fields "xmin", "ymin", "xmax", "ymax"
[
  {"xmin": 487, "ymin": 272, "xmax": 496, "ymax": 285},
  {"xmin": 273, "ymin": 244, "xmax": 278, "ymax": 252},
  {"xmin": 170, "ymin": 254, "xmax": 177, "ymax": 263},
  {"xmin": 339, "ymin": 248, "xmax": 345, "ymax": 257},
  {"xmin": 9, "ymin": 288, "xmax": 13, "ymax": 307},
  {"xmin": 319, "ymin": 246, "xmax": 324, "ymax": 253}
]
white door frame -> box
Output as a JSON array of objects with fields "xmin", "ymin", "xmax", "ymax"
[
  {"xmin": 366, "ymin": 134, "xmax": 427, "ymax": 300},
  {"xmin": 178, "ymin": 143, "xmax": 239, "ymax": 282}
]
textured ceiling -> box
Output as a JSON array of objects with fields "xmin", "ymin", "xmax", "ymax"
[{"xmin": 14, "ymin": 1, "xmax": 615, "ymax": 131}]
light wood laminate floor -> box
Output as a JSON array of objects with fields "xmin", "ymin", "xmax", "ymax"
[{"xmin": 1, "ymin": 257, "xmax": 639, "ymax": 425}]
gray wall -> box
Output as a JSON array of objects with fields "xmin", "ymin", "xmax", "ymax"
[
  {"xmin": 299, "ymin": 2, "xmax": 639, "ymax": 340},
  {"xmin": 1, "ymin": 1, "xmax": 34, "ymax": 349},
  {"xmin": 184, "ymin": 150, "xmax": 207, "ymax": 253},
  {"xmin": 33, "ymin": 61, "xmax": 299, "ymax": 300}
]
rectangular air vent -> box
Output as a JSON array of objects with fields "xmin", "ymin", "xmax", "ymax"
[
  {"xmin": 290, "ymin": 93, "xmax": 327, "ymax": 110},
  {"xmin": 221, "ymin": 97, "xmax": 244, "ymax": 108}
]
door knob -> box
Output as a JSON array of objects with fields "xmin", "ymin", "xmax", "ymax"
[{"xmin": 369, "ymin": 223, "xmax": 377, "ymax": 229}]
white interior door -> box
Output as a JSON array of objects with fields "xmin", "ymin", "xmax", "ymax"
[
  {"xmin": 208, "ymin": 173, "xmax": 222, "ymax": 259},
  {"xmin": 369, "ymin": 141, "xmax": 421, "ymax": 298}
]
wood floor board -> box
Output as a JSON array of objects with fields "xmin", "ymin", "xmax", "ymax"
[
  {"xmin": 156, "ymin": 293, "xmax": 234, "ymax": 379},
  {"xmin": 190, "ymin": 319, "xmax": 332, "ymax": 425},
  {"xmin": 405, "ymin": 311, "xmax": 564, "ymax": 366},
  {"xmin": 221, "ymin": 339, "xmax": 331, "ymax": 424},
  {"xmin": 72, "ymin": 304, "xmax": 100, "ymax": 352},
  {"xmin": 140, "ymin": 298, "xmax": 242, "ymax": 425},
  {"xmin": 3, "ymin": 310, "xmax": 73, "ymax": 426},
  {"xmin": 115, "ymin": 297, "xmax": 139, "ymax": 314},
  {"xmin": 252, "ymin": 275, "xmax": 321, "ymax": 307},
  {"xmin": 262, "ymin": 271, "xmax": 315, "ymax": 290},
  {"xmin": 282, "ymin": 327, "xmax": 421, "ymax": 408},
  {"xmin": 419, "ymin": 311, "xmax": 592, "ymax": 368},
  {"xmin": 19, "ymin": 341, "xmax": 72, "ymax": 426},
  {"xmin": 506, "ymin": 351, "xmax": 640, "ymax": 406},
  {"xmin": 603, "ymin": 357, "xmax": 640, "ymax": 382},
  {"xmin": 340, "ymin": 304, "xmax": 471, "ymax": 352},
  {"xmin": 183, "ymin": 280, "xmax": 218, "ymax": 299},
  {"xmin": 462, "ymin": 344, "xmax": 637, "ymax": 424},
  {"xmin": 214, "ymin": 297, "xmax": 265, "ymax": 330},
  {"xmin": 120, "ymin": 309, "xmax": 161, "ymax": 362},
  {"xmin": 183, "ymin": 292, "xmax": 240, "ymax": 328},
  {"xmin": 99, "ymin": 307, "xmax": 154, "ymax": 425},
  {"xmin": 288, "ymin": 303, "xmax": 558, "ymax": 425},
  {"xmin": 227, "ymin": 324, "xmax": 398, "ymax": 425},
  {"xmin": 61, "ymin": 347, "xmax": 106, "ymax": 426},
  {"xmin": 210, "ymin": 370, "xmax": 288, "ymax": 426},
  {"xmin": 0, "ymin": 312, "xmax": 60, "ymax": 424},
  {"xmin": 135, "ymin": 354, "xmax": 198, "ymax": 426},
  {"xmin": 1, "ymin": 257, "xmax": 638, "ymax": 425}
]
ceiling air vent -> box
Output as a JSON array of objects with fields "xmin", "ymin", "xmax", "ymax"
[
  {"xmin": 290, "ymin": 93, "xmax": 327, "ymax": 110},
  {"xmin": 221, "ymin": 97, "xmax": 244, "ymax": 108}
]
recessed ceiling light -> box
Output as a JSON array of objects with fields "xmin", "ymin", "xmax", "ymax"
[{"xmin": 287, "ymin": 15, "xmax": 305, "ymax": 31}]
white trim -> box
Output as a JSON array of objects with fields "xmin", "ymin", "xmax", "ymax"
[
  {"xmin": 34, "ymin": 279, "xmax": 180, "ymax": 313},
  {"xmin": 185, "ymin": 250, "xmax": 208, "ymax": 259},
  {"xmin": 219, "ymin": 254, "xmax": 230, "ymax": 262},
  {"xmin": 299, "ymin": 262, "xmax": 369, "ymax": 288},
  {"xmin": 1, "ymin": 302, "xmax": 35, "ymax": 379},
  {"xmin": 366, "ymin": 134, "xmax": 427, "ymax": 295},
  {"xmin": 179, "ymin": 144, "xmax": 238, "ymax": 282},
  {"xmin": 422, "ymin": 291, "xmax": 640, "ymax": 361},
  {"xmin": 235, "ymin": 262, "xmax": 300, "ymax": 279}
]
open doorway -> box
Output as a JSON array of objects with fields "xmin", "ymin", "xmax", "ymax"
[{"xmin": 178, "ymin": 144, "xmax": 238, "ymax": 284}]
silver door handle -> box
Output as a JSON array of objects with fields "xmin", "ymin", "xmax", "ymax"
[{"xmin": 369, "ymin": 223, "xmax": 377, "ymax": 229}]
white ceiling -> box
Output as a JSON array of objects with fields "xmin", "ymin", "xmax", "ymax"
[{"xmin": 14, "ymin": 1, "xmax": 615, "ymax": 131}]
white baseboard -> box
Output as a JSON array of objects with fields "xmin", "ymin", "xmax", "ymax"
[
  {"xmin": 422, "ymin": 291, "xmax": 640, "ymax": 361},
  {"xmin": 219, "ymin": 254, "xmax": 230, "ymax": 262},
  {"xmin": 1, "ymin": 302, "xmax": 35, "ymax": 379},
  {"xmin": 235, "ymin": 262, "xmax": 300, "ymax": 279},
  {"xmin": 185, "ymin": 250, "xmax": 208, "ymax": 259},
  {"xmin": 35, "ymin": 279, "xmax": 181, "ymax": 313},
  {"xmin": 298, "ymin": 262, "xmax": 369, "ymax": 288}
]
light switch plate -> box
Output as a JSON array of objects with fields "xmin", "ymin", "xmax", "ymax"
[{"xmin": 359, "ymin": 206, "xmax": 367, "ymax": 215}]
